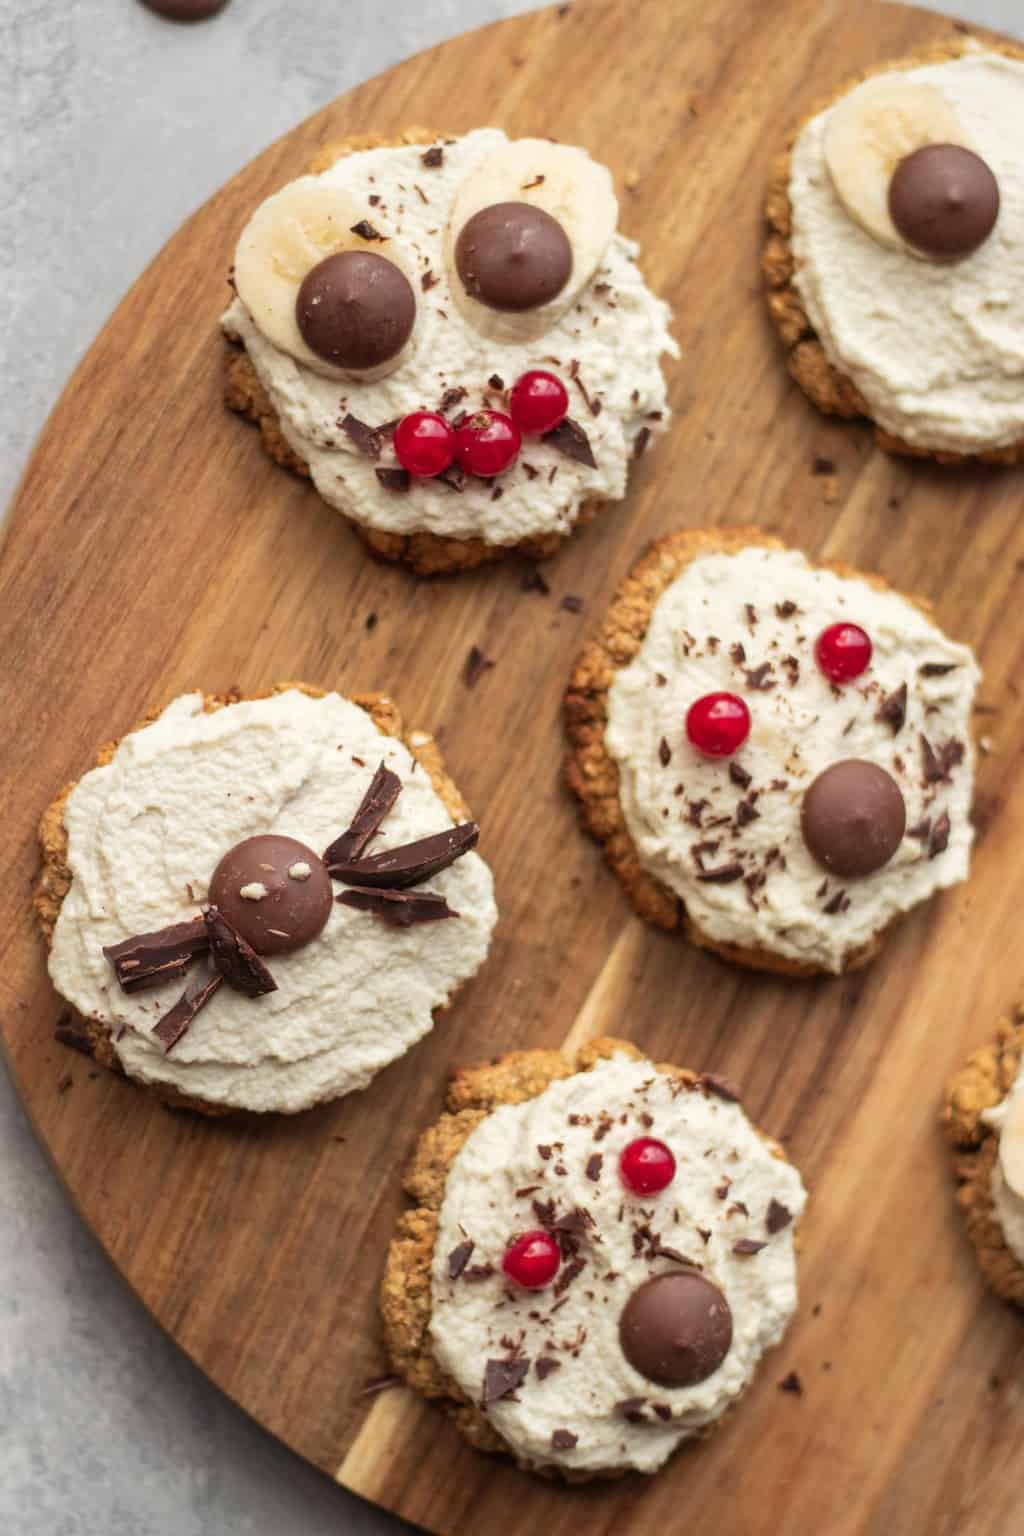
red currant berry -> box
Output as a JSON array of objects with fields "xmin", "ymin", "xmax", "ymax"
[
  {"xmin": 685, "ymin": 692, "xmax": 751, "ymax": 758},
  {"xmin": 620, "ymin": 1137, "xmax": 676, "ymax": 1195},
  {"xmin": 509, "ymin": 370, "xmax": 569, "ymax": 435},
  {"xmin": 393, "ymin": 411, "xmax": 456, "ymax": 478},
  {"xmin": 455, "ymin": 410, "xmax": 521, "ymax": 477},
  {"xmin": 815, "ymin": 622, "xmax": 873, "ymax": 683},
  {"xmin": 501, "ymin": 1229, "xmax": 561, "ymax": 1290}
]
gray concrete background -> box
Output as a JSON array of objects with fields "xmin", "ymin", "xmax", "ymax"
[{"xmin": 1, "ymin": 2, "xmax": 1019, "ymax": 1532}]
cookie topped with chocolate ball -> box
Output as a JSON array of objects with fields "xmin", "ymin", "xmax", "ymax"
[
  {"xmin": 38, "ymin": 685, "xmax": 497, "ymax": 1115},
  {"xmin": 566, "ymin": 528, "xmax": 979, "ymax": 976},
  {"xmin": 382, "ymin": 1038, "xmax": 806, "ymax": 1478},
  {"xmin": 223, "ymin": 128, "xmax": 676, "ymax": 575}
]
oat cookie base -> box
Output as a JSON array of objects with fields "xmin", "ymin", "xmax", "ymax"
[
  {"xmin": 381, "ymin": 1036, "xmax": 783, "ymax": 1479},
  {"xmin": 223, "ymin": 128, "xmax": 603, "ymax": 577},
  {"xmin": 561, "ymin": 525, "xmax": 938, "ymax": 977},
  {"xmin": 35, "ymin": 681, "xmax": 472, "ymax": 1117},
  {"xmin": 761, "ymin": 35, "xmax": 1024, "ymax": 467},
  {"xmin": 943, "ymin": 1005, "xmax": 1024, "ymax": 1307}
]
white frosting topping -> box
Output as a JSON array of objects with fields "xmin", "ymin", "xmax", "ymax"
[
  {"xmin": 429, "ymin": 1054, "xmax": 806, "ymax": 1474},
  {"xmin": 48, "ymin": 691, "xmax": 497, "ymax": 1113},
  {"xmin": 789, "ymin": 50, "xmax": 1024, "ymax": 453},
  {"xmin": 222, "ymin": 129, "xmax": 676, "ymax": 545},
  {"xmin": 982, "ymin": 1086, "xmax": 1024, "ymax": 1266},
  {"xmin": 605, "ymin": 546, "xmax": 978, "ymax": 972}
]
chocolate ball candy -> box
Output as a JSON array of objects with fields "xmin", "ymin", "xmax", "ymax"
[
  {"xmin": 208, "ymin": 835, "xmax": 333, "ymax": 955},
  {"xmin": 889, "ymin": 144, "xmax": 999, "ymax": 258},
  {"xmin": 454, "ymin": 202, "xmax": 572, "ymax": 312},
  {"xmin": 619, "ymin": 1273, "xmax": 733, "ymax": 1388},
  {"xmin": 801, "ymin": 759, "xmax": 906, "ymax": 878},
  {"xmin": 140, "ymin": 0, "xmax": 230, "ymax": 18},
  {"xmin": 296, "ymin": 251, "xmax": 416, "ymax": 370}
]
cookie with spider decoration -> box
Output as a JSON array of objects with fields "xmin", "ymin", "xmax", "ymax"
[{"xmin": 564, "ymin": 528, "xmax": 979, "ymax": 976}]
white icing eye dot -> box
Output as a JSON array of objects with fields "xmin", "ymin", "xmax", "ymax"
[
  {"xmin": 239, "ymin": 882, "xmax": 269, "ymax": 901},
  {"xmin": 288, "ymin": 862, "xmax": 312, "ymax": 882}
]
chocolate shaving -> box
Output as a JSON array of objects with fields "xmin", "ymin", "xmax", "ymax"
[
  {"xmin": 733, "ymin": 1238, "xmax": 768, "ymax": 1255},
  {"xmin": 152, "ymin": 970, "xmax": 223, "ymax": 1052},
  {"xmin": 616, "ymin": 1397, "xmax": 647, "ymax": 1423},
  {"xmin": 375, "ymin": 467, "xmax": 410, "ymax": 493},
  {"xmin": 462, "ymin": 1264, "xmax": 495, "ymax": 1283},
  {"xmin": 776, "ymin": 600, "xmax": 798, "ymax": 618},
  {"xmin": 350, "ymin": 219, "xmax": 384, "ymax": 241},
  {"xmin": 551, "ymin": 1429, "xmax": 578, "ymax": 1451},
  {"xmin": 653, "ymin": 1245, "xmax": 699, "ymax": 1267},
  {"xmin": 561, "ymin": 594, "xmax": 585, "ymax": 614},
  {"xmin": 448, "ymin": 1240, "xmax": 475, "ymax": 1279},
  {"xmin": 702, "ymin": 1073, "xmax": 741, "ymax": 1103},
  {"xmin": 929, "ymin": 811, "xmax": 951, "ymax": 858},
  {"xmin": 337, "ymin": 886, "xmax": 457, "ymax": 926},
  {"xmin": 521, "ymin": 567, "xmax": 551, "ymax": 594},
  {"xmin": 440, "ymin": 385, "xmax": 467, "ymax": 412},
  {"xmin": 658, "ymin": 737, "xmax": 672, "ymax": 767},
  {"xmin": 745, "ymin": 663, "xmax": 775, "ymax": 691},
  {"xmin": 421, "ymin": 145, "xmax": 444, "ymax": 167},
  {"xmin": 543, "ymin": 416, "xmax": 596, "ymax": 468},
  {"xmin": 823, "ymin": 889, "xmax": 848, "ymax": 916},
  {"xmin": 103, "ymin": 918, "xmax": 208, "ymax": 994},
  {"xmin": 323, "ymin": 761, "xmax": 402, "ymax": 867},
  {"xmin": 464, "ymin": 645, "xmax": 494, "ymax": 688},
  {"xmin": 877, "ymin": 683, "xmax": 908, "ymax": 735},
  {"xmin": 550, "ymin": 1207, "xmax": 594, "ymax": 1236},
  {"xmin": 328, "ymin": 822, "xmax": 478, "ymax": 888},
  {"xmin": 340, "ymin": 414, "xmax": 383, "ymax": 459},
  {"xmin": 696, "ymin": 862, "xmax": 744, "ymax": 884},
  {"xmin": 535, "ymin": 1356, "xmax": 561, "ymax": 1380},
  {"xmin": 204, "ymin": 908, "xmax": 277, "ymax": 997},
  {"xmin": 766, "ymin": 1199, "xmax": 792, "ymax": 1234},
  {"xmin": 729, "ymin": 761, "xmax": 752, "ymax": 790},
  {"xmin": 633, "ymin": 425, "xmax": 651, "ymax": 459},
  {"xmin": 359, "ymin": 1374, "xmax": 401, "ymax": 1397},
  {"xmin": 778, "ymin": 1371, "xmax": 803, "ymax": 1396},
  {"xmin": 920, "ymin": 662, "xmax": 958, "ymax": 677},
  {"xmin": 585, "ymin": 1154, "xmax": 603, "ymax": 1182},
  {"xmin": 483, "ymin": 1358, "xmax": 530, "ymax": 1405},
  {"xmin": 437, "ymin": 463, "xmax": 466, "ymax": 493},
  {"xmin": 553, "ymin": 1257, "xmax": 586, "ymax": 1297}
]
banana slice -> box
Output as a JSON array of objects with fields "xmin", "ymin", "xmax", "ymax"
[
  {"xmin": 999, "ymin": 1093, "xmax": 1024, "ymax": 1199},
  {"xmin": 822, "ymin": 77, "xmax": 973, "ymax": 252},
  {"xmin": 234, "ymin": 175, "xmax": 417, "ymax": 381},
  {"xmin": 445, "ymin": 138, "xmax": 618, "ymax": 343}
]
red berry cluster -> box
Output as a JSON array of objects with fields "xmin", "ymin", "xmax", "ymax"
[
  {"xmin": 685, "ymin": 622, "xmax": 873, "ymax": 759},
  {"xmin": 392, "ymin": 369, "xmax": 569, "ymax": 481}
]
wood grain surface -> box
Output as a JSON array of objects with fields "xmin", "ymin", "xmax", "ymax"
[{"xmin": 2, "ymin": 2, "xmax": 1023, "ymax": 1532}]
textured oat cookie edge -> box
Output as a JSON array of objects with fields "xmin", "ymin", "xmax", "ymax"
[
  {"xmin": 561, "ymin": 525, "xmax": 942, "ymax": 976},
  {"xmin": 761, "ymin": 33, "xmax": 1024, "ymax": 467},
  {"xmin": 222, "ymin": 128, "xmax": 606, "ymax": 577},
  {"xmin": 943, "ymin": 1005, "xmax": 1024, "ymax": 1307},
  {"xmin": 380, "ymin": 1035, "xmax": 796, "ymax": 1480},
  {"xmin": 34, "ymin": 680, "xmax": 474, "ymax": 1118}
]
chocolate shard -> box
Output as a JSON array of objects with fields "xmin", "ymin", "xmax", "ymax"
[
  {"xmin": 341, "ymin": 413, "xmax": 383, "ymax": 459},
  {"xmin": 729, "ymin": 761, "xmax": 752, "ymax": 790},
  {"xmin": 920, "ymin": 662, "xmax": 958, "ymax": 677},
  {"xmin": 778, "ymin": 1370, "xmax": 803, "ymax": 1396},
  {"xmin": 54, "ymin": 1011, "xmax": 97, "ymax": 1059},
  {"xmin": 323, "ymin": 761, "xmax": 402, "ymax": 868},
  {"xmin": 535, "ymin": 1356, "xmax": 561, "ymax": 1380},
  {"xmin": 350, "ymin": 219, "xmax": 385, "ymax": 241},
  {"xmin": 103, "ymin": 917, "xmax": 209, "ymax": 994},
  {"xmin": 483, "ymin": 1357, "xmax": 530, "ymax": 1405},
  {"xmin": 695, "ymin": 862, "xmax": 744, "ymax": 884},
  {"xmin": 448, "ymin": 1239, "xmax": 475, "ymax": 1280},
  {"xmin": 550, "ymin": 1207, "xmax": 594, "ymax": 1235},
  {"xmin": 615, "ymin": 1397, "xmax": 647, "ymax": 1423},
  {"xmin": 585, "ymin": 1153, "xmax": 603, "ymax": 1182},
  {"xmin": 551, "ymin": 1429, "xmax": 578, "ymax": 1451},
  {"xmin": 152, "ymin": 970, "xmax": 223, "ymax": 1053},
  {"xmin": 653, "ymin": 1245, "xmax": 701, "ymax": 1268},
  {"xmin": 877, "ymin": 683, "xmax": 908, "ymax": 735},
  {"xmin": 733, "ymin": 1238, "xmax": 768, "ymax": 1255},
  {"xmin": 421, "ymin": 145, "xmax": 444, "ymax": 168},
  {"xmin": 766, "ymin": 1199, "xmax": 792, "ymax": 1235},
  {"xmin": 375, "ymin": 467, "xmax": 411, "ymax": 493},
  {"xmin": 702, "ymin": 1072, "xmax": 741, "ymax": 1103},
  {"xmin": 543, "ymin": 415, "xmax": 597, "ymax": 468},
  {"xmin": 328, "ymin": 822, "xmax": 479, "ymax": 889},
  {"xmin": 204, "ymin": 907, "xmax": 277, "ymax": 997},
  {"xmin": 929, "ymin": 811, "xmax": 951, "ymax": 859},
  {"xmin": 336, "ymin": 886, "xmax": 458, "ymax": 927}
]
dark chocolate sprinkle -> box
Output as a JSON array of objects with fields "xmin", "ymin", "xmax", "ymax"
[
  {"xmin": 551, "ymin": 1428, "xmax": 578, "ymax": 1451},
  {"xmin": 733, "ymin": 1238, "xmax": 768, "ymax": 1256},
  {"xmin": 482, "ymin": 1358, "xmax": 530, "ymax": 1405},
  {"xmin": 877, "ymin": 683, "xmax": 908, "ymax": 735},
  {"xmin": 920, "ymin": 662, "xmax": 958, "ymax": 677},
  {"xmin": 766, "ymin": 1199, "xmax": 793, "ymax": 1234},
  {"xmin": 729, "ymin": 761, "xmax": 752, "ymax": 790},
  {"xmin": 658, "ymin": 737, "xmax": 672, "ymax": 767},
  {"xmin": 586, "ymin": 1154, "xmax": 603, "ymax": 1182},
  {"xmin": 521, "ymin": 567, "xmax": 551, "ymax": 594},
  {"xmin": 778, "ymin": 1371, "xmax": 803, "ymax": 1396},
  {"xmin": 336, "ymin": 886, "xmax": 457, "ymax": 926},
  {"xmin": 152, "ymin": 970, "xmax": 223, "ymax": 1052},
  {"xmin": 929, "ymin": 811, "xmax": 951, "ymax": 858},
  {"xmin": 323, "ymin": 761, "xmax": 402, "ymax": 868},
  {"xmin": 421, "ymin": 145, "xmax": 444, "ymax": 168},
  {"xmin": 616, "ymin": 1397, "xmax": 647, "ymax": 1423},
  {"xmin": 340, "ymin": 413, "xmax": 383, "ymax": 459},
  {"xmin": 702, "ymin": 1073, "xmax": 741, "ymax": 1103},
  {"xmin": 696, "ymin": 862, "xmax": 744, "ymax": 884},
  {"xmin": 448, "ymin": 1240, "xmax": 475, "ymax": 1280},
  {"xmin": 535, "ymin": 1356, "xmax": 561, "ymax": 1380},
  {"xmin": 375, "ymin": 467, "xmax": 411, "ymax": 493},
  {"xmin": 544, "ymin": 416, "xmax": 597, "ymax": 468},
  {"xmin": 350, "ymin": 219, "xmax": 385, "ymax": 241},
  {"xmin": 633, "ymin": 425, "xmax": 651, "ymax": 459}
]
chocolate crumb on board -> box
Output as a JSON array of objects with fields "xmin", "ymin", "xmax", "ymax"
[
  {"xmin": 464, "ymin": 645, "xmax": 495, "ymax": 688},
  {"xmin": 778, "ymin": 1371, "xmax": 803, "ymax": 1396}
]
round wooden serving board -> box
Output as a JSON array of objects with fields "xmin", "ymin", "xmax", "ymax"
[{"xmin": 3, "ymin": 1, "xmax": 1024, "ymax": 1531}]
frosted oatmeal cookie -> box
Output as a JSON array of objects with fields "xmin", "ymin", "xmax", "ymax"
[
  {"xmin": 565, "ymin": 528, "xmax": 979, "ymax": 976},
  {"xmin": 381, "ymin": 1038, "xmax": 806, "ymax": 1477},
  {"xmin": 37, "ymin": 684, "xmax": 497, "ymax": 1115},
  {"xmin": 763, "ymin": 37, "xmax": 1024, "ymax": 463},
  {"xmin": 223, "ymin": 128, "xmax": 675, "ymax": 574}
]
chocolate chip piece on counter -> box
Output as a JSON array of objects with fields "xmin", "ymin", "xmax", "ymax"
[
  {"xmin": 778, "ymin": 1371, "xmax": 803, "ymax": 1396},
  {"xmin": 296, "ymin": 251, "xmax": 416, "ymax": 370},
  {"xmin": 619, "ymin": 1272, "xmax": 733, "ymax": 1387},
  {"xmin": 543, "ymin": 416, "xmax": 597, "ymax": 468},
  {"xmin": 208, "ymin": 835, "xmax": 333, "ymax": 955},
  {"xmin": 551, "ymin": 1429, "xmax": 578, "ymax": 1451},
  {"xmin": 801, "ymin": 759, "xmax": 906, "ymax": 878},
  {"xmin": 336, "ymin": 886, "xmax": 457, "ymax": 927},
  {"xmin": 766, "ymin": 1199, "xmax": 792, "ymax": 1234},
  {"xmin": 482, "ymin": 1358, "xmax": 530, "ymax": 1405},
  {"xmin": 140, "ymin": 0, "xmax": 230, "ymax": 19},
  {"xmin": 455, "ymin": 202, "xmax": 572, "ymax": 311},
  {"xmin": 323, "ymin": 761, "xmax": 402, "ymax": 868},
  {"xmin": 463, "ymin": 645, "xmax": 494, "ymax": 688},
  {"xmin": 203, "ymin": 907, "xmax": 277, "ymax": 998},
  {"xmin": 103, "ymin": 917, "xmax": 209, "ymax": 993},
  {"xmin": 152, "ymin": 970, "xmax": 223, "ymax": 1053},
  {"xmin": 889, "ymin": 143, "xmax": 999, "ymax": 258},
  {"xmin": 327, "ymin": 822, "xmax": 478, "ymax": 889}
]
